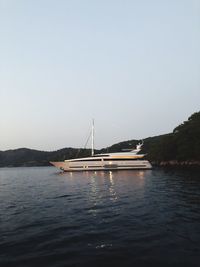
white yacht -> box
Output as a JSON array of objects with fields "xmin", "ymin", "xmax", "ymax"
[{"xmin": 50, "ymin": 122, "xmax": 152, "ymax": 172}]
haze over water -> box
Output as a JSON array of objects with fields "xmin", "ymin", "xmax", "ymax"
[{"xmin": 0, "ymin": 167, "xmax": 200, "ymax": 267}]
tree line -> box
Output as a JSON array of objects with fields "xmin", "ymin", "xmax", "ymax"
[{"xmin": 0, "ymin": 111, "xmax": 199, "ymax": 167}]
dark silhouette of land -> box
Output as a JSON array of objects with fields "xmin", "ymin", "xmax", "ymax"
[{"xmin": 0, "ymin": 112, "xmax": 199, "ymax": 167}]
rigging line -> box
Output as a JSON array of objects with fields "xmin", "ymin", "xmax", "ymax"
[
  {"xmin": 75, "ymin": 130, "xmax": 92, "ymax": 158},
  {"xmin": 83, "ymin": 130, "xmax": 92, "ymax": 149}
]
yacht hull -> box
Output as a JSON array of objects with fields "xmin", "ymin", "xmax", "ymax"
[{"xmin": 50, "ymin": 160, "xmax": 152, "ymax": 172}]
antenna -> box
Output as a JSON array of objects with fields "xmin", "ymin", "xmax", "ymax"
[{"xmin": 91, "ymin": 119, "xmax": 94, "ymax": 156}]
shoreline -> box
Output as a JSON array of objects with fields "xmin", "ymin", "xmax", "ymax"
[
  {"xmin": 1, "ymin": 161, "xmax": 200, "ymax": 169},
  {"xmin": 152, "ymin": 160, "xmax": 200, "ymax": 168}
]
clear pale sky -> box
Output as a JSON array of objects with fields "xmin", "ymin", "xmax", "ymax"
[{"xmin": 0, "ymin": 0, "xmax": 199, "ymax": 151}]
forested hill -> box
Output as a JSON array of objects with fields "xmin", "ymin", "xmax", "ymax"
[
  {"xmin": 107, "ymin": 111, "xmax": 200, "ymax": 166},
  {"xmin": 0, "ymin": 111, "xmax": 199, "ymax": 167},
  {"xmin": 0, "ymin": 148, "xmax": 93, "ymax": 167},
  {"xmin": 146, "ymin": 112, "xmax": 200, "ymax": 164}
]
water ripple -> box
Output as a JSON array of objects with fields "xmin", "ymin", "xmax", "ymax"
[{"xmin": 0, "ymin": 167, "xmax": 200, "ymax": 267}]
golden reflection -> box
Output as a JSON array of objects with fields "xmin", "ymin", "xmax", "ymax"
[
  {"xmin": 138, "ymin": 171, "xmax": 145, "ymax": 179},
  {"xmin": 59, "ymin": 170, "xmax": 149, "ymax": 210},
  {"xmin": 87, "ymin": 175, "xmax": 100, "ymax": 217},
  {"xmin": 90, "ymin": 176, "xmax": 97, "ymax": 195},
  {"xmin": 108, "ymin": 171, "xmax": 118, "ymax": 202}
]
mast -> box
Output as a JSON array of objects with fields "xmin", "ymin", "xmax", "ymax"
[{"xmin": 91, "ymin": 119, "xmax": 94, "ymax": 156}]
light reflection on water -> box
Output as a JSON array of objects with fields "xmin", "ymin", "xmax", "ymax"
[
  {"xmin": 0, "ymin": 167, "xmax": 199, "ymax": 267},
  {"xmin": 108, "ymin": 171, "xmax": 118, "ymax": 202},
  {"xmin": 59, "ymin": 170, "xmax": 150, "ymax": 212}
]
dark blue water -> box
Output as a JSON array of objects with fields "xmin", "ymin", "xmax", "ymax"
[{"xmin": 0, "ymin": 167, "xmax": 200, "ymax": 267}]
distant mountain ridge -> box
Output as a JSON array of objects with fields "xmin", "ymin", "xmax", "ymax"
[
  {"xmin": 1, "ymin": 111, "xmax": 200, "ymax": 167},
  {"xmin": 0, "ymin": 147, "xmax": 93, "ymax": 167}
]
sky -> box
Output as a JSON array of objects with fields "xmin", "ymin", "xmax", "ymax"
[{"xmin": 0, "ymin": 0, "xmax": 200, "ymax": 151}]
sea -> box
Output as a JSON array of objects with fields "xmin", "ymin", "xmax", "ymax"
[{"xmin": 0, "ymin": 167, "xmax": 200, "ymax": 267}]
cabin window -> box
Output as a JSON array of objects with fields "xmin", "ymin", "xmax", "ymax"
[{"xmin": 103, "ymin": 158, "xmax": 140, "ymax": 161}]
